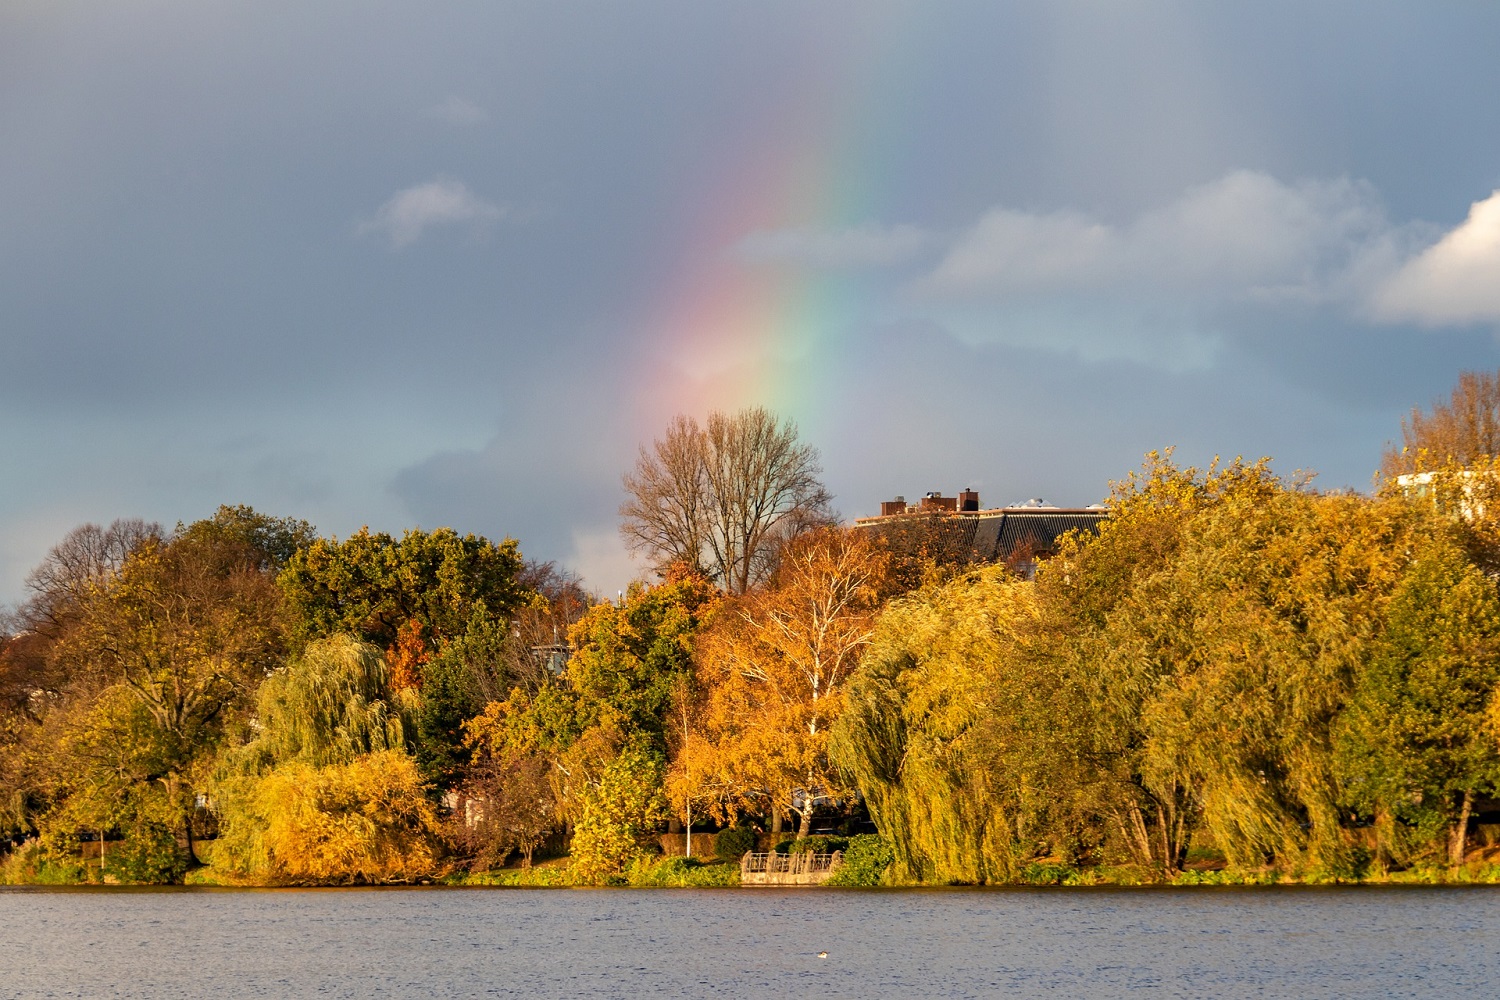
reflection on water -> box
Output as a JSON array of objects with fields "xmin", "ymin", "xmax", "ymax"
[{"xmin": 2, "ymin": 886, "xmax": 1496, "ymax": 999}]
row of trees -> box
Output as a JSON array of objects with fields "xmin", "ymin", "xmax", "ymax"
[
  {"xmin": 7, "ymin": 378, "xmax": 1500, "ymax": 885},
  {"xmin": 836, "ymin": 456, "xmax": 1500, "ymax": 881},
  {"xmin": 0, "ymin": 506, "xmax": 573, "ymax": 882}
]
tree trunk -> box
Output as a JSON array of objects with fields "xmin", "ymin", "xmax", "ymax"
[
  {"xmin": 797, "ymin": 805, "xmax": 813, "ymax": 840},
  {"xmin": 1127, "ymin": 802, "xmax": 1154, "ymax": 867},
  {"xmin": 1449, "ymin": 789, "xmax": 1474, "ymax": 868},
  {"xmin": 1156, "ymin": 804, "xmax": 1173, "ymax": 874},
  {"xmin": 1373, "ymin": 807, "xmax": 1394, "ymax": 873},
  {"xmin": 1171, "ymin": 800, "xmax": 1189, "ymax": 873},
  {"xmin": 184, "ymin": 813, "xmax": 200, "ymax": 869},
  {"xmin": 770, "ymin": 809, "xmax": 783, "ymax": 835},
  {"xmin": 164, "ymin": 773, "xmax": 201, "ymax": 869}
]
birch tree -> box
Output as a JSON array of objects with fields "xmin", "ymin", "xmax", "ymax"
[{"xmin": 678, "ymin": 528, "xmax": 889, "ymax": 837}]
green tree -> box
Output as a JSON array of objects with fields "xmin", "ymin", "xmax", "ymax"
[
  {"xmin": 236, "ymin": 636, "xmax": 413, "ymax": 772},
  {"xmin": 563, "ymin": 570, "xmax": 719, "ymax": 745},
  {"xmin": 567, "ymin": 741, "xmax": 667, "ymax": 884},
  {"xmin": 1336, "ymin": 535, "xmax": 1500, "ymax": 868},
  {"xmin": 414, "ymin": 619, "xmax": 504, "ymax": 788},
  {"xmin": 832, "ymin": 566, "xmax": 1040, "ymax": 884},
  {"xmin": 175, "ymin": 505, "xmax": 316, "ymax": 573},
  {"xmin": 278, "ymin": 527, "xmax": 529, "ymax": 790},
  {"xmin": 1035, "ymin": 456, "xmax": 1421, "ymax": 874},
  {"xmin": 278, "ymin": 526, "xmax": 527, "ymax": 652}
]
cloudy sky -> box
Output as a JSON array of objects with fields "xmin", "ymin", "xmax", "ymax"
[{"xmin": 4, "ymin": 1, "xmax": 1500, "ymax": 601}]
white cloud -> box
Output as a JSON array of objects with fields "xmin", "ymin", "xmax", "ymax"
[
  {"xmin": 424, "ymin": 96, "xmax": 488, "ymax": 126},
  {"xmin": 924, "ymin": 209, "xmax": 1114, "ymax": 291},
  {"xmin": 1371, "ymin": 190, "xmax": 1500, "ymax": 326},
  {"xmin": 736, "ymin": 223, "xmax": 933, "ymax": 269},
  {"xmin": 359, "ymin": 177, "xmax": 505, "ymax": 248},
  {"xmin": 920, "ymin": 171, "xmax": 1394, "ymax": 304}
]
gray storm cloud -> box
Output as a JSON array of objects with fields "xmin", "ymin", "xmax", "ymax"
[{"xmin": 4, "ymin": 2, "xmax": 1500, "ymax": 605}]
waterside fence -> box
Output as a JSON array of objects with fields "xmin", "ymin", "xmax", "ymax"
[{"xmin": 740, "ymin": 851, "xmax": 843, "ymax": 886}]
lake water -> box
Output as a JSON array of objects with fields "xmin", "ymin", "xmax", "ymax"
[{"xmin": 2, "ymin": 886, "xmax": 1496, "ymax": 998}]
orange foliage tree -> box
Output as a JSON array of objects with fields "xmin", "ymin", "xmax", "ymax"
[{"xmin": 672, "ymin": 527, "xmax": 891, "ymax": 838}]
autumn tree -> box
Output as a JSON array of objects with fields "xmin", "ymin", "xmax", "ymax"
[
  {"xmin": 1383, "ymin": 369, "xmax": 1500, "ymax": 476},
  {"xmin": 212, "ymin": 636, "xmax": 438, "ymax": 884},
  {"xmin": 857, "ymin": 510, "xmax": 985, "ymax": 593},
  {"xmin": 451, "ymin": 749, "xmax": 557, "ymax": 869},
  {"xmin": 219, "ymin": 751, "xmax": 440, "ymax": 884},
  {"xmin": 499, "ymin": 561, "xmax": 594, "ymax": 697},
  {"xmin": 62, "ymin": 530, "xmax": 287, "ymax": 864},
  {"xmin": 3, "ymin": 520, "xmax": 162, "ymax": 722},
  {"xmin": 677, "ymin": 527, "xmax": 889, "ymax": 838},
  {"xmin": 13, "ymin": 519, "xmax": 161, "ymax": 638},
  {"xmin": 620, "ymin": 407, "xmax": 834, "ymax": 593}
]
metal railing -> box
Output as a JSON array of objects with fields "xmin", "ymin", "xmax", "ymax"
[{"xmin": 740, "ymin": 850, "xmax": 843, "ymax": 877}]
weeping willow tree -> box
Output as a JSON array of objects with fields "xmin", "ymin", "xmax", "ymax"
[
  {"xmin": 836, "ymin": 454, "xmax": 1495, "ymax": 883},
  {"xmin": 211, "ymin": 636, "xmax": 436, "ymax": 883},
  {"xmin": 1034, "ymin": 457, "xmax": 1431, "ymax": 875},
  {"xmin": 832, "ymin": 566, "xmax": 1043, "ymax": 884},
  {"xmin": 238, "ymin": 635, "xmax": 413, "ymax": 770},
  {"xmin": 1335, "ymin": 533, "xmax": 1500, "ymax": 870}
]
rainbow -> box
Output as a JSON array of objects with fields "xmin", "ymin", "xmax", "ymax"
[{"xmin": 633, "ymin": 9, "xmax": 934, "ymax": 438}]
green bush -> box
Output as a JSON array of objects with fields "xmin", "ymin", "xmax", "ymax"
[
  {"xmin": 824, "ymin": 834, "xmax": 894, "ymax": 886},
  {"xmin": 713, "ymin": 826, "xmax": 755, "ymax": 859},
  {"xmin": 775, "ymin": 834, "xmax": 848, "ymax": 855},
  {"xmin": 0, "ymin": 841, "xmax": 86, "ymax": 885},
  {"xmin": 625, "ymin": 855, "xmax": 741, "ymax": 887},
  {"xmin": 112, "ymin": 823, "xmax": 190, "ymax": 884},
  {"xmin": 460, "ymin": 864, "xmax": 575, "ymax": 887},
  {"xmin": 1019, "ymin": 861, "xmax": 1078, "ymax": 885},
  {"xmin": 1171, "ymin": 867, "xmax": 1279, "ymax": 886}
]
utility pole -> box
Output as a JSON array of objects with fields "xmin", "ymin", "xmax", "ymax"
[{"xmin": 679, "ymin": 675, "xmax": 693, "ymax": 858}]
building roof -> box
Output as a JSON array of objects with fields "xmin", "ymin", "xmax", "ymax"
[{"xmin": 853, "ymin": 504, "xmax": 1108, "ymax": 566}]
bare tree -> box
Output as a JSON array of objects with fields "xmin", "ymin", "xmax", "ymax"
[
  {"xmin": 500, "ymin": 560, "xmax": 594, "ymax": 697},
  {"xmin": 1383, "ymin": 370, "xmax": 1500, "ymax": 476},
  {"xmin": 16, "ymin": 519, "xmax": 161, "ymax": 634},
  {"xmin": 620, "ymin": 408, "xmax": 834, "ymax": 594}
]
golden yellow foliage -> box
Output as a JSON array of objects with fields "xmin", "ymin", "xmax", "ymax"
[
  {"xmin": 216, "ymin": 750, "xmax": 439, "ymax": 884},
  {"xmin": 675, "ymin": 528, "xmax": 889, "ymax": 835}
]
